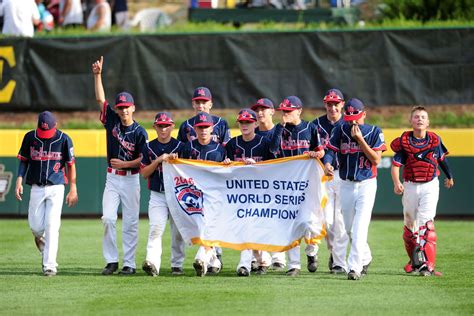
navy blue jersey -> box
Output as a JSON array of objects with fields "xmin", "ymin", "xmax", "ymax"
[
  {"xmin": 100, "ymin": 102, "xmax": 148, "ymax": 171},
  {"xmin": 269, "ymin": 121, "xmax": 323, "ymax": 158},
  {"xmin": 181, "ymin": 139, "xmax": 226, "ymax": 162},
  {"xmin": 17, "ymin": 130, "xmax": 75, "ymax": 186},
  {"xmin": 313, "ymin": 115, "xmax": 344, "ymax": 169},
  {"xmin": 255, "ymin": 126, "xmax": 276, "ymax": 140},
  {"xmin": 141, "ymin": 138, "xmax": 184, "ymax": 192},
  {"xmin": 177, "ymin": 115, "xmax": 231, "ymax": 145},
  {"xmin": 324, "ymin": 123, "xmax": 386, "ymax": 181},
  {"xmin": 225, "ymin": 135, "xmax": 274, "ymax": 162}
]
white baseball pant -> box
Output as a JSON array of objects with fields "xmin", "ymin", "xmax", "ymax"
[
  {"xmin": 28, "ymin": 184, "xmax": 64, "ymax": 273},
  {"xmin": 195, "ymin": 246, "xmax": 221, "ymax": 271},
  {"xmin": 324, "ymin": 171, "xmax": 349, "ymax": 271},
  {"xmin": 340, "ymin": 178, "xmax": 376, "ymax": 274},
  {"xmin": 402, "ymin": 177, "xmax": 439, "ymax": 228},
  {"xmin": 271, "ymin": 252, "xmax": 286, "ymax": 266},
  {"xmin": 237, "ymin": 250, "xmax": 271, "ymax": 272},
  {"xmin": 102, "ymin": 172, "xmax": 140, "ymax": 269}
]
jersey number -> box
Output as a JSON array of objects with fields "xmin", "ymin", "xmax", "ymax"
[
  {"xmin": 359, "ymin": 157, "xmax": 371, "ymax": 169},
  {"xmin": 53, "ymin": 162, "xmax": 61, "ymax": 173}
]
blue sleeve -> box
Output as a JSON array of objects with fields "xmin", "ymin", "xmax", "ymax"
[
  {"xmin": 392, "ymin": 151, "xmax": 406, "ymax": 166},
  {"xmin": 269, "ymin": 124, "xmax": 284, "ymax": 154},
  {"xmin": 437, "ymin": 139, "xmax": 449, "ymax": 162},
  {"xmin": 141, "ymin": 143, "xmax": 151, "ymax": 166},
  {"xmin": 181, "ymin": 144, "xmax": 190, "ymax": 159},
  {"xmin": 225, "ymin": 139, "xmax": 235, "ymax": 160},
  {"xmin": 17, "ymin": 132, "xmax": 31, "ymax": 162},
  {"xmin": 18, "ymin": 161, "xmax": 28, "ymax": 177},
  {"xmin": 63, "ymin": 134, "xmax": 75, "ymax": 165},
  {"xmin": 439, "ymin": 157, "xmax": 453, "ymax": 179},
  {"xmin": 371, "ymin": 127, "xmax": 386, "ymax": 151},
  {"xmin": 137, "ymin": 128, "xmax": 148, "ymax": 153},
  {"xmin": 327, "ymin": 125, "xmax": 342, "ymax": 151},
  {"xmin": 100, "ymin": 102, "xmax": 119, "ymax": 130},
  {"xmin": 310, "ymin": 123, "xmax": 323, "ymax": 150}
]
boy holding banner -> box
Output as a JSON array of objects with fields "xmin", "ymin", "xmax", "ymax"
[
  {"xmin": 224, "ymin": 108, "xmax": 274, "ymax": 276},
  {"xmin": 181, "ymin": 111, "xmax": 227, "ymax": 277},
  {"xmin": 140, "ymin": 112, "xmax": 185, "ymax": 277},
  {"xmin": 270, "ymin": 96, "xmax": 325, "ymax": 277}
]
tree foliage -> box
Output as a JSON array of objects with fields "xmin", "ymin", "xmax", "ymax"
[{"xmin": 381, "ymin": 0, "xmax": 474, "ymax": 22}]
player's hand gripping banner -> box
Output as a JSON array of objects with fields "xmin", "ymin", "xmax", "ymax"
[{"xmin": 164, "ymin": 156, "xmax": 328, "ymax": 251}]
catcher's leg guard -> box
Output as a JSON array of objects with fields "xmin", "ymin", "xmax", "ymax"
[
  {"xmin": 413, "ymin": 221, "xmax": 437, "ymax": 272},
  {"xmin": 403, "ymin": 226, "xmax": 416, "ymax": 273}
]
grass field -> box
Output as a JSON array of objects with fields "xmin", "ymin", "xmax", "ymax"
[{"xmin": 0, "ymin": 219, "xmax": 473, "ymax": 315}]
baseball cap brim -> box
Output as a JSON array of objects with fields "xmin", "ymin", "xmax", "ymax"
[
  {"xmin": 344, "ymin": 112, "xmax": 364, "ymax": 121},
  {"xmin": 36, "ymin": 127, "xmax": 56, "ymax": 139},
  {"xmin": 192, "ymin": 97, "xmax": 211, "ymax": 101},
  {"xmin": 237, "ymin": 118, "xmax": 257, "ymax": 123},
  {"xmin": 277, "ymin": 106, "xmax": 299, "ymax": 111},
  {"xmin": 194, "ymin": 122, "xmax": 213, "ymax": 127},
  {"xmin": 154, "ymin": 122, "xmax": 173, "ymax": 126},
  {"xmin": 115, "ymin": 102, "xmax": 134, "ymax": 107},
  {"xmin": 251, "ymin": 104, "xmax": 272, "ymax": 111}
]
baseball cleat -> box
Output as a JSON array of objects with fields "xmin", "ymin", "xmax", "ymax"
[
  {"xmin": 251, "ymin": 260, "xmax": 258, "ymax": 272},
  {"xmin": 142, "ymin": 261, "xmax": 158, "ymax": 277},
  {"xmin": 307, "ymin": 255, "xmax": 318, "ymax": 273},
  {"xmin": 255, "ymin": 266, "xmax": 268, "ymax": 275},
  {"xmin": 330, "ymin": 266, "xmax": 346, "ymax": 274},
  {"xmin": 347, "ymin": 270, "xmax": 361, "ymax": 280},
  {"xmin": 237, "ymin": 267, "xmax": 250, "ymax": 277},
  {"xmin": 43, "ymin": 269, "xmax": 56, "ymax": 277},
  {"xmin": 101, "ymin": 262, "xmax": 118, "ymax": 275},
  {"xmin": 193, "ymin": 259, "xmax": 206, "ymax": 277},
  {"xmin": 171, "ymin": 267, "xmax": 184, "ymax": 276},
  {"xmin": 286, "ymin": 268, "xmax": 300, "ymax": 277},
  {"xmin": 272, "ymin": 262, "xmax": 285, "ymax": 271},
  {"xmin": 328, "ymin": 254, "xmax": 334, "ymax": 271},
  {"xmin": 404, "ymin": 262, "xmax": 414, "ymax": 273},
  {"xmin": 418, "ymin": 267, "xmax": 442, "ymax": 277},
  {"xmin": 216, "ymin": 254, "xmax": 223, "ymax": 269},
  {"xmin": 361, "ymin": 261, "xmax": 371, "ymax": 276},
  {"xmin": 34, "ymin": 236, "xmax": 45, "ymax": 253},
  {"xmin": 206, "ymin": 267, "xmax": 220, "ymax": 275},
  {"xmin": 119, "ymin": 266, "xmax": 136, "ymax": 275}
]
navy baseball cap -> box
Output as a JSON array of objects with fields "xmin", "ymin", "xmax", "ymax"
[
  {"xmin": 193, "ymin": 112, "xmax": 214, "ymax": 127},
  {"xmin": 323, "ymin": 88, "xmax": 344, "ymax": 103},
  {"xmin": 251, "ymin": 98, "xmax": 274, "ymax": 110},
  {"xmin": 115, "ymin": 92, "xmax": 134, "ymax": 107},
  {"xmin": 278, "ymin": 96, "xmax": 302, "ymax": 111},
  {"xmin": 154, "ymin": 112, "xmax": 174, "ymax": 126},
  {"xmin": 344, "ymin": 98, "xmax": 365, "ymax": 121},
  {"xmin": 236, "ymin": 109, "xmax": 257, "ymax": 122},
  {"xmin": 37, "ymin": 111, "xmax": 57, "ymax": 139},
  {"xmin": 192, "ymin": 87, "xmax": 212, "ymax": 101}
]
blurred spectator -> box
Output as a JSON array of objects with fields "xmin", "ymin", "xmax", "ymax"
[
  {"xmin": 110, "ymin": 0, "xmax": 129, "ymax": 29},
  {"xmin": 36, "ymin": 0, "xmax": 55, "ymax": 32},
  {"xmin": 130, "ymin": 8, "xmax": 171, "ymax": 32},
  {"xmin": 1, "ymin": 0, "xmax": 40, "ymax": 37},
  {"xmin": 59, "ymin": 0, "xmax": 83, "ymax": 28},
  {"xmin": 86, "ymin": 0, "xmax": 111, "ymax": 31},
  {"xmin": 46, "ymin": 0, "xmax": 60, "ymax": 24}
]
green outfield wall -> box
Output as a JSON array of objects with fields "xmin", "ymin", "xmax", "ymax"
[{"xmin": 0, "ymin": 129, "xmax": 472, "ymax": 216}]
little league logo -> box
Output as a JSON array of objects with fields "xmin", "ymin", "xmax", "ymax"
[
  {"xmin": 0, "ymin": 164, "xmax": 13, "ymax": 202},
  {"xmin": 174, "ymin": 183, "xmax": 204, "ymax": 216}
]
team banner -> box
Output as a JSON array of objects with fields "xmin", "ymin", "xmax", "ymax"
[{"xmin": 163, "ymin": 156, "xmax": 328, "ymax": 252}]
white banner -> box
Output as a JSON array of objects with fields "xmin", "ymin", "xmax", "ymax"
[{"xmin": 163, "ymin": 156, "xmax": 328, "ymax": 252}]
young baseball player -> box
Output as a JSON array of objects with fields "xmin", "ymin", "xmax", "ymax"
[
  {"xmin": 223, "ymin": 108, "xmax": 273, "ymax": 277},
  {"xmin": 323, "ymin": 98, "xmax": 386, "ymax": 281},
  {"xmin": 269, "ymin": 96, "xmax": 325, "ymax": 277},
  {"xmin": 250, "ymin": 98, "xmax": 286, "ymax": 271},
  {"xmin": 177, "ymin": 86, "xmax": 231, "ymax": 145},
  {"xmin": 390, "ymin": 106, "xmax": 454, "ymax": 277},
  {"xmin": 181, "ymin": 111, "xmax": 227, "ymax": 277},
  {"xmin": 92, "ymin": 56, "xmax": 148, "ymax": 276},
  {"xmin": 313, "ymin": 88, "xmax": 349, "ymax": 274},
  {"xmin": 141, "ymin": 112, "xmax": 185, "ymax": 277},
  {"xmin": 15, "ymin": 111, "xmax": 78, "ymax": 276}
]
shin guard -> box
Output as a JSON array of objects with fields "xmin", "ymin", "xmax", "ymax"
[
  {"xmin": 412, "ymin": 221, "xmax": 437, "ymax": 272},
  {"xmin": 403, "ymin": 226, "xmax": 416, "ymax": 272}
]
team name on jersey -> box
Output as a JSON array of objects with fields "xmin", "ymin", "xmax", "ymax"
[
  {"xmin": 186, "ymin": 134, "xmax": 220, "ymax": 143},
  {"xmin": 340, "ymin": 142, "xmax": 362, "ymax": 154},
  {"xmin": 30, "ymin": 146, "xmax": 62, "ymax": 161},
  {"xmin": 281, "ymin": 139, "xmax": 310, "ymax": 150},
  {"xmin": 232, "ymin": 155, "xmax": 264, "ymax": 162},
  {"xmin": 112, "ymin": 125, "xmax": 136, "ymax": 151}
]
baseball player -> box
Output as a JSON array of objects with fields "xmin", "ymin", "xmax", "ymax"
[
  {"xmin": 223, "ymin": 108, "xmax": 273, "ymax": 276},
  {"xmin": 181, "ymin": 111, "xmax": 226, "ymax": 277},
  {"xmin": 92, "ymin": 56, "xmax": 148, "ymax": 276},
  {"xmin": 390, "ymin": 106, "xmax": 454, "ymax": 277},
  {"xmin": 177, "ymin": 86, "xmax": 231, "ymax": 145},
  {"xmin": 313, "ymin": 88, "xmax": 349, "ymax": 274},
  {"xmin": 15, "ymin": 111, "xmax": 78, "ymax": 276},
  {"xmin": 269, "ymin": 96, "xmax": 325, "ymax": 277},
  {"xmin": 141, "ymin": 112, "xmax": 185, "ymax": 277},
  {"xmin": 250, "ymin": 98, "xmax": 286, "ymax": 271},
  {"xmin": 323, "ymin": 98, "xmax": 386, "ymax": 280}
]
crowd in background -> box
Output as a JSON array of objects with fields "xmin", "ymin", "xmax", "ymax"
[{"xmin": 0, "ymin": 0, "xmax": 129, "ymax": 37}]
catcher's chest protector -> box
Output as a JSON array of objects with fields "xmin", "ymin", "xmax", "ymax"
[{"xmin": 400, "ymin": 131, "xmax": 440, "ymax": 182}]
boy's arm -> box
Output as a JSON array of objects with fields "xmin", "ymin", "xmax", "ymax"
[
  {"xmin": 391, "ymin": 164, "xmax": 404, "ymax": 195},
  {"xmin": 92, "ymin": 56, "xmax": 106, "ymax": 108},
  {"xmin": 439, "ymin": 158, "xmax": 454, "ymax": 188},
  {"xmin": 65, "ymin": 163, "xmax": 78, "ymax": 207},
  {"xmin": 15, "ymin": 161, "xmax": 27, "ymax": 201},
  {"xmin": 351, "ymin": 125, "xmax": 382, "ymax": 166}
]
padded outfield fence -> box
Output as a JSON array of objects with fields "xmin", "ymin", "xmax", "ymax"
[{"xmin": 0, "ymin": 128, "xmax": 472, "ymax": 216}]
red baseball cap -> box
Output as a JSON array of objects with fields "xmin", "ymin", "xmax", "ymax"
[{"xmin": 36, "ymin": 111, "xmax": 57, "ymax": 139}]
